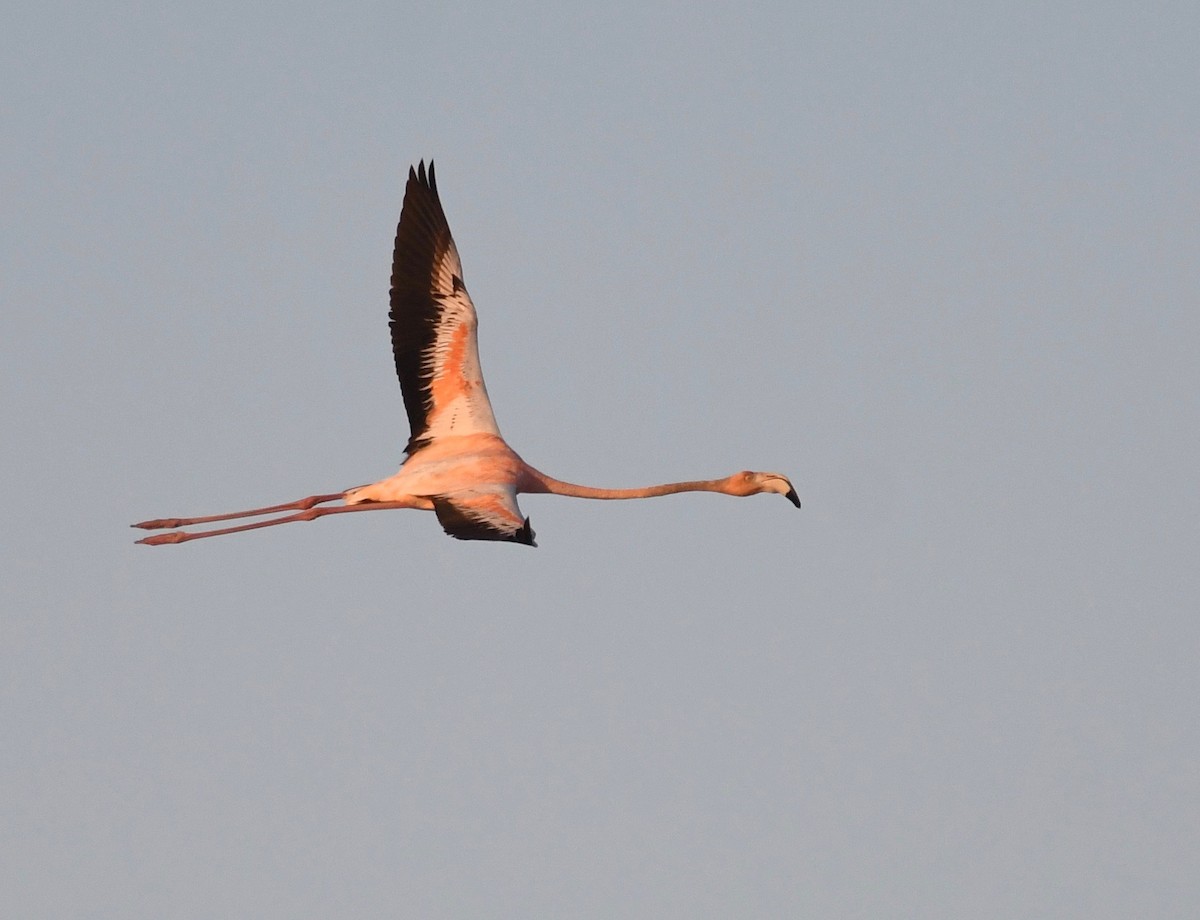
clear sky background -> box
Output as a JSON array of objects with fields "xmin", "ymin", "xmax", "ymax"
[{"xmin": 3, "ymin": 2, "xmax": 1198, "ymax": 917}]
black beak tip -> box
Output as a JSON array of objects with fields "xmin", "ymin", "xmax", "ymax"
[{"xmin": 785, "ymin": 487, "xmax": 801, "ymax": 508}]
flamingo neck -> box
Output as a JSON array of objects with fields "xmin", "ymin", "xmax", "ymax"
[{"xmin": 525, "ymin": 469, "xmax": 730, "ymax": 500}]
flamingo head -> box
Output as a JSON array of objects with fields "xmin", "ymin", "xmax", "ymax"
[{"xmin": 728, "ymin": 471, "xmax": 801, "ymax": 508}]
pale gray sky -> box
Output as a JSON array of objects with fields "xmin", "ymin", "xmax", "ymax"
[{"xmin": 4, "ymin": 2, "xmax": 1198, "ymax": 917}]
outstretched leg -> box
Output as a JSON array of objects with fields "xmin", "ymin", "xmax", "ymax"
[
  {"xmin": 132, "ymin": 492, "xmax": 348, "ymax": 531},
  {"xmin": 134, "ymin": 499, "xmax": 429, "ymax": 545}
]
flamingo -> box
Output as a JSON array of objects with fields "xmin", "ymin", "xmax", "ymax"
[{"xmin": 134, "ymin": 161, "xmax": 799, "ymax": 547}]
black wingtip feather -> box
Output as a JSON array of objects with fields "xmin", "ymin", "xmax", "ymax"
[
  {"xmin": 516, "ymin": 517, "xmax": 537, "ymax": 547},
  {"xmin": 412, "ymin": 159, "xmax": 436, "ymax": 192}
]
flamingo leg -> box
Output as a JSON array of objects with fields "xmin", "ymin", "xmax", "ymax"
[
  {"xmin": 134, "ymin": 500, "xmax": 424, "ymax": 545},
  {"xmin": 132, "ymin": 493, "xmax": 349, "ymax": 531}
]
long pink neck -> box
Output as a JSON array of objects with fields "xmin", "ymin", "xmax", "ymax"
[{"xmin": 525, "ymin": 469, "xmax": 731, "ymax": 500}]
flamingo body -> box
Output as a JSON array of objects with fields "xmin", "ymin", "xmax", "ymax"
[
  {"xmin": 346, "ymin": 433, "xmax": 535, "ymax": 544},
  {"xmin": 134, "ymin": 161, "xmax": 799, "ymax": 547}
]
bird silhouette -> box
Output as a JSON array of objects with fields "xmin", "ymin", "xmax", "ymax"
[{"xmin": 134, "ymin": 161, "xmax": 799, "ymax": 547}]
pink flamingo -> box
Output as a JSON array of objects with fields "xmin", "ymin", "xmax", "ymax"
[{"xmin": 134, "ymin": 162, "xmax": 799, "ymax": 547}]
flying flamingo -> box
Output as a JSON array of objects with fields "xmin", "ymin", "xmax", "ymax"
[{"xmin": 134, "ymin": 161, "xmax": 799, "ymax": 547}]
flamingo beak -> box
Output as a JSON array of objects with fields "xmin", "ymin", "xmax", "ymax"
[{"xmin": 764, "ymin": 475, "xmax": 801, "ymax": 508}]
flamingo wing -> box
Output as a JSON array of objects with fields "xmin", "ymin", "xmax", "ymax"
[
  {"xmin": 432, "ymin": 486, "xmax": 535, "ymax": 546},
  {"xmin": 390, "ymin": 161, "xmax": 502, "ymax": 454}
]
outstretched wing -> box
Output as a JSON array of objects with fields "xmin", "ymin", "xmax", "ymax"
[
  {"xmin": 432, "ymin": 486, "xmax": 536, "ymax": 546},
  {"xmin": 390, "ymin": 161, "xmax": 502, "ymax": 454}
]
